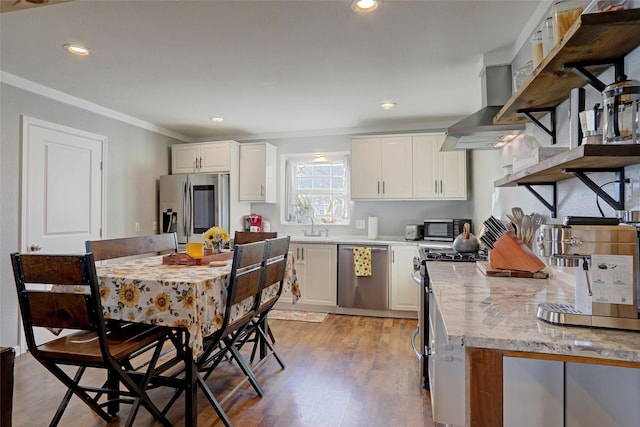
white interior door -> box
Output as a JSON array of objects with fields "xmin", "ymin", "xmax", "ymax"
[{"xmin": 19, "ymin": 116, "xmax": 105, "ymax": 350}]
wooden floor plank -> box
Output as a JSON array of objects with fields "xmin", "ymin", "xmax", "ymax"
[{"xmin": 11, "ymin": 314, "xmax": 433, "ymax": 426}]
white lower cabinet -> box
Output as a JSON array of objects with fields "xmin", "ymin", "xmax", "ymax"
[
  {"xmin": 283, "ymin": 243, "xmax": 337, "ymax": 306},
  {"xmin": 565, "ymin": 363, "xmax": 640, "ymax": 427},
  {"xmin": 428, "ymin": 291, "xmax": 465, "ymax": 427},
  {"xmin": 503, "ymin": 358, "xmax": 564, "ymax": 427},
  {"xmin": 389, "ymin": 245, "xmax": 419, "ymax": 311}
]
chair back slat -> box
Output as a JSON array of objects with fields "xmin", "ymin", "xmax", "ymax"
[
  {"xmin": 86, "ymin": 233, "xmax": 178, "ymax": 261},
  {"xmin": 234, "ymin": 231, "xmax": 277, "ymax": 245},
  {"xmin": 27, "ymin": 291, "xmax": 94, "ymax": 330},
  {"xmin": 19, "ymin": 254, "xmax": 91, "ymax": 285},
  {"xmin": 233, "ymin": 267, "xmax": 263, "ymax": 305},
  {"xmin": 258, "ymin": 237, "xmax": 290, "ymax": 310}
]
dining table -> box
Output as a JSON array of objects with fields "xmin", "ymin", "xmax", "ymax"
[{"xmin": 94, "ymin": 251, "xmax": 300, "ymax": 426}]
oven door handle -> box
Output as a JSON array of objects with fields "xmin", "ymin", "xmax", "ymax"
[
  {"xmin": 412, "ymin": 269, "xmax": 422, "ymax": 285},
  {"xmin": 411, "ymin": 327, "xmax": 421, "ymax": 359}
]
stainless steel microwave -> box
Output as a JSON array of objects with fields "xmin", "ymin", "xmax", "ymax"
[{"xmin": 423, "ymin": 219, "xmax": 471, "ymax": 242}]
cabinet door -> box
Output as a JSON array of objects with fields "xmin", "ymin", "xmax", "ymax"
[
  {"xmin": 239, "ymin": 144, "xmax": 266, "ymax": 201},
  {"xmin": 199, "ymin": 142, "xmax": 230, "ymax": 172},
  {"xmin": 351, "ymin": 137, "xmax": 381, "ymax": 199},
  {"xmin": 412, "ymin": 135, "xmax": 440, "ymax": 198},
  {"xmin": 300, "ymin": 244, "xmax": 337, "ymax": 306},
  {"xmin": 380, "ymin": 136, "xmax": 413, "ymax": 199},
  {"xmin": 389, "ymin": 245, "xmax": 419, "ymax": 311},
  {"xmin": 172, "ymin": 144, "xmax": 199, "ymax": 174},
  {"xmin": 440, "ymin": 149, "xmax": 467, "ymax": 199}
]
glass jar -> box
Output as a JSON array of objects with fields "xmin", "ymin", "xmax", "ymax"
[
  {"xmin": 531, "ymin": 30, "xmax": 543, "ymax": 67},
  {"xmin": 513, "ymin": 61, "xmax": 534, "ymax": 93},
  {"xmin": 542, "ymin": 16, "xmax": 555, "ymax": 57},
  {"xmin": 553, "ymin": 0, "xmax": 588, "ymax": 45}
]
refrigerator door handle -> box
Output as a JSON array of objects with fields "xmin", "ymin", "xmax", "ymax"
[
  {"xmin": 187, "ymin": 179, "xmax": 193, "ymax": 238},
  {"xmin": 182, "ymin": 178, "xmax": 189, "ymax": 237}
]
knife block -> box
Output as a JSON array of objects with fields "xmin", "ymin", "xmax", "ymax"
[{"xmin": 489, "ymin": 232, "xmax": 546, "ymax": 273}]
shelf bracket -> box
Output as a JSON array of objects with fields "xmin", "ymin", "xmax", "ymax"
[
  {"xmin": 563, "ymin": 168, "xmax": 626, "ymax": 212},
  {"xmin": 519, "ymin": 108, "xmax": 556, "ymax": 145},
  {"xmin": 563, "ymin": 59, "xmax": 625, "ymax": 93},
  {"xmin": 518, "ymin": 182, "xmax": 557, "ymax": 218}
]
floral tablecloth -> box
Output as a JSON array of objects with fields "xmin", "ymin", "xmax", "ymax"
[{"xmin": 96, "ymin": 253, "xmax": 299, "ymax": 354}]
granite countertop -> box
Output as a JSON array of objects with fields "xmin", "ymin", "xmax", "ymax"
[
  {"xmin": 427, "ymin": 261, "xmax": 640, "ymax": 364},
  {"xmin": 287, "ymin": 235, "xmax": 421, "ymax": 246}
]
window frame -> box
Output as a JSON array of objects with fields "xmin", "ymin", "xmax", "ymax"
[{"xmin": 280, "ymin": 152, "xmax": 351, "ymax": 226}]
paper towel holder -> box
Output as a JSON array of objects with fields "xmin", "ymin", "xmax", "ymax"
[{"xmin": 367, "ymin": 216, "xmax": 378, "ymax": 240}]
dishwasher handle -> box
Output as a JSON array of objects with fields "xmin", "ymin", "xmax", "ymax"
[{"xmin": 340, "ymin": 246, "xmax": 388, "ymax": 252}]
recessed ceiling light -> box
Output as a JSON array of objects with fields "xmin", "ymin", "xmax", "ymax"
[
  {"xmin": 351, "ymin": 0, "xmax": 380, "ymax": 13},
  {"xmin": 380, "ymin": 102, "xmax": 397, "ymax": 110},
  {"xmin": 210, "ymin": 117, "xmax": 224, "ymax": 123},
  {"xmin": 63, "ymin": 44, "xmax": 90, "ymax": 56}
]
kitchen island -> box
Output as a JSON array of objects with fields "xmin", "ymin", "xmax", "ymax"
[{"xmin": 427, "ymin": 261, "xmax": 640, "ymax": 426}]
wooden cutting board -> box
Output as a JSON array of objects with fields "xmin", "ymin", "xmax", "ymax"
[{"xmin": 476, "ymin": 261, "xmax": 549, "ymax": 279}]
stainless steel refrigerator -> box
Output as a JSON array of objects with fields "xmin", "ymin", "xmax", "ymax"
[{"xmin": 159, "ymin": 174, "xmax": 230, "ymax": 246}]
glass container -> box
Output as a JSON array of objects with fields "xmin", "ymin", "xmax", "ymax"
[
  {"xmin": 542, "ymin": 16, "xmax": 555, "ymax": 57},
  {"xmin": 553, "ymin": 0, "xmax": 588, "ymax": 45},
  {"xmin": 531, "ymin": 30, "xmax": 543, "ymax": 67},
  {"xmin": 513, "ymin": 61, "xmax": 534, "ymax": 93}
]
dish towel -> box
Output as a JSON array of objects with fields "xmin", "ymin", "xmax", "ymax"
[{"xmin": 353, "ymin": 247, "xmax": 372, "ymax": 277}]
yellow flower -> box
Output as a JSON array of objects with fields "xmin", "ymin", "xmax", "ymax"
[
  {"xmin": 119, "ymin": 283, "xmax": 140, "ymax": 308},
  {"xmin": 154, "ymin": 292, "xmax": 171, "ymax": 311},
  {"xmin": 182, "ymin": 290, "xmax": 195, "ymax": 309},
  {"xmin": 203, "ymin": 226, "xmax": 230, "ymax": 244},
  {"xmin": 99, "ymin": 285, "xmax": 110, "ymax": 301}
]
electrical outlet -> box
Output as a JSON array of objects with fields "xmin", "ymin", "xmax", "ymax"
[
  {"xmin": 135, "ymin": 222, "xmax": 140, "ymax": 232},
  {"xmin": 152, "ymin": 221, "xmax": 157, "ymax": 231},
  {"xmin": 355, "ymin": 219, "xmax": 365, "ymax": 229}
]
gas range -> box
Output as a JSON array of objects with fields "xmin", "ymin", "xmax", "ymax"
[{"xmin": 418, "ymin": 243, "xmax": 487, "ymax": 263}]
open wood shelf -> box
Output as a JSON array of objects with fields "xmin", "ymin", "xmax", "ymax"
[
  {"xmin": 494, "ymin": 8, "xmax": 640, "ymax": 125},
  {"xmin": 495, "ymin": 144, "xmax": 640, "ymax": 187}
]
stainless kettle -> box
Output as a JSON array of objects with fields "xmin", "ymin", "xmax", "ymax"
[
  {"xmin": 452, "ymin": 223, "xmax": 480, "ymax": 253},
  {"xmin": 603, "ymin": 75, "xmax": 640, "ymax": 144}
]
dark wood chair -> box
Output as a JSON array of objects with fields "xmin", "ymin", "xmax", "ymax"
[
  {"xmin": 195, "ymin": 240, "xmax": 268, "ymax": 426},
  {"xmin": 10, "ymin": 253, "xmax": 174, "ymax": 427},
  {"xmin": 85, "ymin": 232, "xmax": 178, "ymax": 261},
  {"xmin": 243, "ymin": 236, "xmax": 291, "ymax": 368},
  {"xmin": 234, "ymin": 231, "xmax": 277, "ymax": 245}
]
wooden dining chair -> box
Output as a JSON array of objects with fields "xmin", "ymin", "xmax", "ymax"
[
  {"xmin": 10, "ymin": 252, "xmax": 174, "ymax": 427},
  {"xmin": 240, "ymin": 236, "xmax": 290, "ymax": 368},
  {"xmin": 85, "ymin": 232, "xmax": 178, "ymax": 261},
  {"xmin": 195, "ymin": 240, "xmax": 268, "ymax": 426},
  {"xmin": 234, "ymin": 231, "xmax": 277, "ymax": 245}
]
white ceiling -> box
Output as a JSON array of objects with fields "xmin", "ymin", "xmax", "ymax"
[{"xmin": 0, "ymin": 0, "xmax": 546, "ymax": 141}]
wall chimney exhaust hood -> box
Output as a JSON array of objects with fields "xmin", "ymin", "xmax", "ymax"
[{"xmin": 441, "ymin": 64, "xmax": 525, "ymax": 151}]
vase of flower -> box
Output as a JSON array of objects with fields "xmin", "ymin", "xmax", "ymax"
[{"xmin": 203, "ymin": 226, "xmax": 230, "ymax": 255}]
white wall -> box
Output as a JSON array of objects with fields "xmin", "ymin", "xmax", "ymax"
[{"xmin": 0, "ymin": 83, "xmax": 180, "ymax": 349}]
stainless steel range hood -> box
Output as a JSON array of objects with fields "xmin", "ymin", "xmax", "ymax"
[{"xmin": 441, "ymin": 65, "xmax": 525, "ymax": 151}]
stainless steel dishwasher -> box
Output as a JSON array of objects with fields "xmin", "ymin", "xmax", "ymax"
[{"xmin": 338, "ymin": 244, "xmax": 389, "ymax": 310}]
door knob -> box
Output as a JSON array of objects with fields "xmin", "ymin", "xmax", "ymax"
[{"xmin": 29, "ymin": 243, "xmax": 42, "ymax": 252}]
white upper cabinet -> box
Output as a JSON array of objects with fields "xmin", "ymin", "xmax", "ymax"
[
  {"xmin": 239, "ymin": 142, "xmax": 277, "ymax": 203},
  {"xmin": 171, "ymin": 141, "xmax": 231, "ymax": 174},
  {"xmin": 412, "ymin": 134, "xmax": 467, "ymax": 200},
  {"xmin": 352, "ymin": 133, "xmax": 467, "ymax": 201},
  {"xmin": 351, "ymin": 135, "xmax": 413, "ymax": 199}
]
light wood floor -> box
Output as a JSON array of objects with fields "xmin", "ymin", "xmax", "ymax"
[{"xmin": 12, "ymin": 314, "xmax": 433, "ymax": 426}]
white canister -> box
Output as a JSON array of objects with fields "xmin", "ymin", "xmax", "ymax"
[
  {"xmin": 262, "ymin": 220, "xmax": 271, "ymax": 232},
  {"xmin": 367, "ymin": 216, "xmax": 378, "ymax": 239}
]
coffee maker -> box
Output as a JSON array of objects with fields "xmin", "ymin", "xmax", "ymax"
[
  {"xmin": 537, "ymin": 225, "xmax": 640, "ymax": 331},
  {"xmin": 244, "ymin": 213, "xmax": 263, "ymax": 232},
  {"xmin": 602, "ymin": 75, "xmax": 640, "ymax": 145}
]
